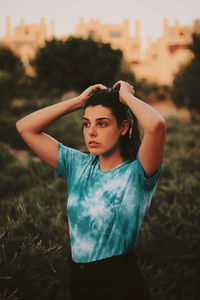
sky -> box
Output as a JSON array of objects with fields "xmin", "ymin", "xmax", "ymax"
[{"xmin": 0, "ymin": 0, "xmax": 200, "ymax": 48}]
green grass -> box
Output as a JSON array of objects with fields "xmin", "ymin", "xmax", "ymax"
[{"xmin": 0, "ymin": 118, "xmax": 200, "ymax": 300}]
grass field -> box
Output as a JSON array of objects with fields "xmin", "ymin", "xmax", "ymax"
[{"xmin": 0, "ymin": 114, "xmax": 200, "ymax": 300}]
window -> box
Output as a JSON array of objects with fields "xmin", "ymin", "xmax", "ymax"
[
  {"xmin": 152, "ymin": 54, "xmax": 158, "ymax": 60},
  {"xmin": 88, "ymin": 30, "xmax": 96, "ymax": 38},
  {"xmin": 110, "ymin": 31, "xmax": 121, "ymax": 37},
  {"xmin": 24, "ymin": 28, "xmax": 29, "ymax": 35}
]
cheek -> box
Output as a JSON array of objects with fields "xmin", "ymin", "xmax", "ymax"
[
  {"xmin": 104, "ymin": 128, "xmax": 121, "ymax": 143},
  {"xmin": 83, "ymin": 128, "xmax": 88, "ymax": 138}
]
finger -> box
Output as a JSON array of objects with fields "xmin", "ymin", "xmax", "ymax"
[
  {"xmin": 113, "ymin": 81, "xmax": 121, "ymax": 89},
  {"xmin": 98, "ymin": 84, "xmax": 107, "ymax": 89},
  {"xmin": 88, "ymin": 84, "xmax": 106, "ymax": 95},
  {"xmin": 93, "ymin": 84, "xmax": 106, "ymax": 90}
]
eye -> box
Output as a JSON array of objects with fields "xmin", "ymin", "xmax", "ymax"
[
  {"xmin": 98, "ymin": 122, "xmax": 108, "ymax": 127},
  {"xmin": 82, "ymin": 122, "xmax": 90, "ymax": 128}
]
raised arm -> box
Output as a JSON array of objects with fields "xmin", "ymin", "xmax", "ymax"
[
  {"xmin": 16, "ymin": 84, "xmax": 106, "ymax": 169},
  {"xmin": 113, "ymin": 80, "xmax": 166, "ymax": 177}
]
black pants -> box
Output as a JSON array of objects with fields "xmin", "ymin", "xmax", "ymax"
[{"xmin": 69, "ymin": 251, "xmax": 150, "ymax": 300}]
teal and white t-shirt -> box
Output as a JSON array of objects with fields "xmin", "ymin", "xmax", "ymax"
[{"xmin": 55, "ymin": 143, "xmax": 163, "ymax": 263}]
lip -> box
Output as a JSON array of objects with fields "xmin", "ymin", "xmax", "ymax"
[{"xmin": 88, "ymin": 141, "xmax": 100, "ymax": 148}]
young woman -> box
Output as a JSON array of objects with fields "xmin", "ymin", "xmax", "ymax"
[{"xmin": 16, "ymin": 80, "xmax": 166, "ymax": 300}]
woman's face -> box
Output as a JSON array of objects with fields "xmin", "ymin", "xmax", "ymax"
[{"xmin": 83, "ymin": 105, "xmax": 126, "ymax": 157}]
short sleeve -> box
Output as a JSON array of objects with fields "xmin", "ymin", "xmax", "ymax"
[
  {"xmin": 55, "ymin": 143, "xmax": 94, "ymax": 183},
  {"xmin": 135, "ymin": 154, "xmax": 163, "ymax": 191},
  {"xmin": 55, "ymin": 143, "xmax": 71, "ymax": 179},
  {"xmin": 54, "ymin": 143, "xmax": 84, "ymax": 181}
]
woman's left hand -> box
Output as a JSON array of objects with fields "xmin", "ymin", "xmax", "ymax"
[{"xmin": 113, "ymin": 80, "xmax": 134, "ymax": 105}]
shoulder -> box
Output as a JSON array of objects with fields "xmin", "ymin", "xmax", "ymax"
[
  {"xmin": 123, "ymin": 155, "xmax": 163, "ymax": 192},
  {"xmin": 55, "ymin": 143, "xmax": 95, "ymax": 179},
  {"xmin": 58, "ymin": 143, "xmax": 95, "ymax": 164}
]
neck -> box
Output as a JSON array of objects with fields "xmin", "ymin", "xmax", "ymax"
[{"xmin": 99, "ymin": 150, "xmax": 125, "ymax": 171}]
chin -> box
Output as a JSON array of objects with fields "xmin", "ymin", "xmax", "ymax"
[
  {"xmin": 88, "ymin": 149, "xmax": 102, "ymax": 156},
  {"xmin": 89, "ymin": 148, "xmax": 117, "ymax": 157}
]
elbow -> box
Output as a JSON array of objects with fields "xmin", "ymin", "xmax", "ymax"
[
  {"xmin": 16, "ymin": 120, "xmax": 27, "ymax": 136},
  {"xmin": 15, "ymin": 120, "xmax": 23, "ymax": 135},
  {"xmin": 16, "ymin": 120, "xmax": 40, "ymax": 136},
  {"xmin": 151, "ymin": 118, "xmax": 166, "ymax": 134},
  {"xmin": 156, "ymin": 117, "xmax": 166, "ymax": 129}
]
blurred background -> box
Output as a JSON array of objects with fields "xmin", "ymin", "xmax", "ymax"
[{"xmin": 0, "ymin": 1, "xmax": 200, "ymax": 299}]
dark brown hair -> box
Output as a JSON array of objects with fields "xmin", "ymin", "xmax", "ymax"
[{"xmin": 84, "ymin": 88, "xmax": 141, "ymax": 160}]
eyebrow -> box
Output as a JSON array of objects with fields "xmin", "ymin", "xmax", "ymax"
[{"xmin": 82, "ymin": 117, "xmax": 112, "ymax": 121}]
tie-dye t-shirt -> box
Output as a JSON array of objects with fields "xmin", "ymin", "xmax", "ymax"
[{"xmin": 55, "ymin": 143, "xmax": 163, "ymax": 263}]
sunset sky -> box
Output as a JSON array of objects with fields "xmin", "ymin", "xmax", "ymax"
[{"xmin": 0, "ymin": 0, "xmax": 200, "ymax": 48}]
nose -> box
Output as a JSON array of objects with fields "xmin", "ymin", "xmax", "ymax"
[{"xmin": 89, "ymin": 125, "xmax": 97, "ymax": 137}]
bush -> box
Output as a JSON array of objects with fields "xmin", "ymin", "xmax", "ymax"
[
  {"xmin": 0, "ymin": 144, "xmax": 69, "ymax": 299},
  {"xmin": 0, "ymin": 119, "xmax": 200, "ymax": 299},
  {"xmin": 31, "ymin": 37, "xmax": 123, "ymax": 97},
  {"xmin": 0, "ymin": 45, "xmax": 26, "ymax": 109},
  {"xmin": 137, "ymin": 119, "xmax": 200, "ymax": 300},
  {"xmin": 0, "ymin": 102, "xmax": 84, "ymax": 151},
  {"xmin": 0, "ymin": 71, "xmax": 16, "ymax": 109},
  {"xmin": 171, "ymin": 34, "xmax": 200, "ymax": 115}
]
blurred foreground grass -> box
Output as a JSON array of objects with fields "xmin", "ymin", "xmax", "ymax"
[{"xmin": 0, "ymin": 118, "xmax": 200, "ymax": 300}]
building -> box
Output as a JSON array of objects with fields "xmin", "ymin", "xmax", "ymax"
[
  {"xmin": 133, "ymin": 18, "xmax": 200, "ymax": 84},
  {"xmin": 75, "ymin": 17, "xmax": 200, "ymax": 85},
  {"xmin": 74, "ymin": 17, "xmax": 141, "ymax": 64},
  {"xmin": 1, "ymin": 17, "xmax": 55, "ymax": 75},
  {"xmin": 1, "ymin": 16, "xmax": 199, "ymax": 84}
]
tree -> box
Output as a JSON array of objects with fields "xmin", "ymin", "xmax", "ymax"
[
  {"xmin": 0, "ymin": 44, "xmax": 25, "ymax": 80},
  {"xmin": 171, "ymin": 33, "xmax": 200, "ymax": 114},
  {"xmin": 0, "ymin": 44, "xmax": 25, "ymax": 109},
  {"xmin": 31, "ymin": 37, "xmax": 123, "ymax": 97}
]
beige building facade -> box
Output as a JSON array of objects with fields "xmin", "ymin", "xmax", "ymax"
[
  {"xmin": 1, "ymin": 17, "xmax": 55, "ymax": 75},
  {"xmin": 75, "ymin": 17, "xmax": 141, "ymax": 64},
  {"xmin": 134, "ymin": 19, "xmax": 200, "ymax": 84},
  {"xmin": 74, "ymin": 17, "xmax": 200, "ymax": 85},
  {"xmin": 1, "ymin": 16, "xmax": 199, "ymax": 84}
]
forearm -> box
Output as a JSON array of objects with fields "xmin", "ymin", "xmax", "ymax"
[
  {"xmin": 122, "ymin": 93, "xmax": 165, "ymax": 133},
  {"xmin": 16, "ymin": 96, "xmax": 82, "ymax": 134}
]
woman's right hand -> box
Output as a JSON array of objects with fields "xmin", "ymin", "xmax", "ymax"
[{"xmin": 78, "ymin": 84, "xmax": 107, "ymax": 107}]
